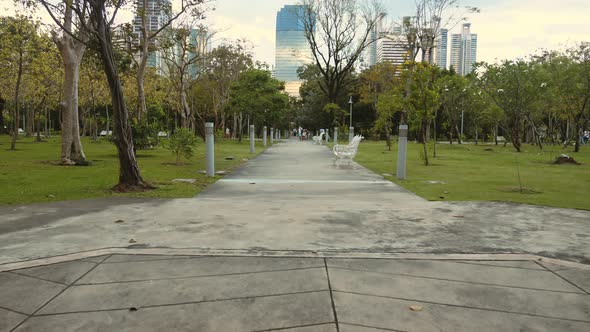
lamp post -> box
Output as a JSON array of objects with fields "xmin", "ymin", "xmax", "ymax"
[{"xmin": 348, "ymin": 96, "xmax": 354, "ymax": 142}]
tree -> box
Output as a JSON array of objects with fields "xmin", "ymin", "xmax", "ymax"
[
  {"xmin": 359, "ymin": 62, "xmax": 399, "ymax": 149},
  {"xmin": 438, "ymin": 73, "xmax": 468, "ymax": 144},
  {"xmin": 542, "ymin": 44, "xmax": 590, "ymax": 152},
  {"xmin": 160, "ymin": 24, "xmax": 210, "ymax": 130},
  {"xmin": 34, "ymin": 0, "xmax": 151, "ymax": 189},
  {"xmin": 403, "ymin": 62, "xmax": 440, "ymax": 165},
  {"xmin": 125, "ymin": 0, "xmax": 207, "ymax": 120},
  {"xmin": 476, "ymin": 60, "xmax": 547, "ymax": 152},
  {"xmin": 167, "ymin": 127, "xmax": 197, "ymax": 165},
  {"xmin": 0, "ymin": 15, "xmax": 41, "ymax": 150},
  {"xmin": 200, "ymin": 41, "xmax": 254, "ymax": 134},
  {"xmin": 299, "ymin": 0, "xmax": 384, "ymax": 105},
  {"xmin": 228, "ymin": 69, "xmax": 289, "ymax": 141}
]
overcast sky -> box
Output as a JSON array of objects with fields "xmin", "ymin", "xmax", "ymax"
[{"xmin": 4, "ymin": 0, "xmax": 590, "ymax": 66}]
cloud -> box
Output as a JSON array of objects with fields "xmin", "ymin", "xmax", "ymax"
[{"xmin": 468, "ymin": 0, "xmax": 590, "ymax": 62}]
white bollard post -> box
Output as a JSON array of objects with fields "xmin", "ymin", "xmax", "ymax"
[
  {"xmin": 334, "ymin": 127, "xmax": 338, "ymax": 145},
  {"xmin": 249, "ymin": 125, "xmax": 255, "ymax": 153},
  {"xmin": 349, "ymin": 126, "xmax": 354, "ymax": 143},
  {"xmin": 263, "ymin": 126, "xmax": 267, "ymax": 147},
  {"xmin": 397, "ymin": 124, "xmax": 408, "ymax": 180},
  {"xmin": 270, "ymin": 127, "xmax": 274, "ymax": 144},
  {"xmin": 205, "ymin": 122, "xmax": 215, "ymax": 177}
]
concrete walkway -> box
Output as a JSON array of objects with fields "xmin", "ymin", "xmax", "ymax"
[
  {"xmin": 1, "ymin": 254, "xmax": 589, "ymax": 331},
  {"xmin": 1, "ymin": 139, "xmax": 590, "ymax": 331},
  {"xmin": 0, "ymin": 139, "xmax": 589, "ymax": 266}
]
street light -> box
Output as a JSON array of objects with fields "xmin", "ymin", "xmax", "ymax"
[{"xmin": 349, "ymin": 96, "xmax": 354, "ymax": 142}]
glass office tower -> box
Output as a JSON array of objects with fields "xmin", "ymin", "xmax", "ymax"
[{"xmin": 275, "ymin": 5, "xmax": 311, "ymax": 96}]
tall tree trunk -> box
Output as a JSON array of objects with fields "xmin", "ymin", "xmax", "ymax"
[
  {"xmin": 180, "ymin": 81, "xmax": 190, "ymax": 128},
  {"xmin": 0, "ymin": 97, "xmax": 5, "ymax": 135},
  {"xmin": 238, "ymin": 111, "xmax": 243, "ymax": 143},
  {"xmin": 11, "ymin": 52, "xmax": 23, "ymax": 150},
  {"xmin": 232, "ymin": 113, "xmax": 237, "ymax": 139},
  {"xmin": 58, "ymin": 44, "xmax": 87, "ymax": 164},
  {"xmin": 455, "ymin": 124, "xmax": 462, "ymax": 144},
  {"xmin": 90, "ymin": 0, "xmax": 149, "ymax": 190},
  {"xmin": 433, "ymin": 111, "xmax": 437, "ymax": 158},
  {"xmin": 55, "ymin": 0, "xmax": 87, "ymax": 165},
  {"xmin": 136, "ymin": 0, "xmax": 149, "ymax": 119},
  {"xmin": 474, "ymin": 124, "xmax": 478, "ymax": 145}
]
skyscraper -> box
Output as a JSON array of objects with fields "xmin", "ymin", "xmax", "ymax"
[
  {"xmin": 435, "ymin": 28, "xmax": 448, "ymax": 69},
  {"xmin": 450, "ymin": 23, "xmax": 477, "ymax": 76},
  {"xmin": 376, "ymin": 33, "xmax": 408, "ymax": 67},
  {"xmin": 275, "ymin": 5, "xmax": 312, "ymax": 97},
  {"xmin": 132, "ymin": 0, "xmax": 171, "ymax": 70}
]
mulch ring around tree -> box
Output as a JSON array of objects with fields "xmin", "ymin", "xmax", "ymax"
[{"xmin": 553, "ymin": 154, "xmax": 581, "ymax": 165}]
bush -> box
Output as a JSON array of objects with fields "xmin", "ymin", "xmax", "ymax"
[
  {"xmin": 168, "ymin": 128, "xmax": 197, "ymax": 165},
  {"xmin": 131, "ymin": 120, "xmax": 160, "ymax": 152}
]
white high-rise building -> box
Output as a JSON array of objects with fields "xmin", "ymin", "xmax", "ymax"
[
  {"xmin": 376, "ymin": 32, "xmax": 408, "ymax": 67},
  {"xmin": 132, "ymin": 0, "xmax": 171, "ymax": 71},
  {"xmin": 435, "ymin": 28, "xmax": 448, "ymax": 69},
  {"xmin": 450, "ymin": 23, "xmax": 477, "ymax": 76}
]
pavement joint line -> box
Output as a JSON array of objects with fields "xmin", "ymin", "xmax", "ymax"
[
  {"xmin": 33, "ymin": 290, "xmax": 331, "ymax": 317},
  {"xmin": 536, "ymin": 261, "xmax": 573, "ymax": 272},
  {"xmin": 2, "ymin": 248, "xmax": 589, "ymax": 272},
  {"xmin": 219, "ymin": 179, "xmax": 393, "ymax": 184},
  {"xmin": 6, "ymin": 270, "xmax": 69, "ymax": 286},
  {"xmin": 324, "ymin": 258, "xmax": 340, "ymax": 332},
  {"xmin": 449, "ymin": 260, "xmax": 547, "ymax": 271},
  {"xmin": 73, "ymin": 266, "xmax": 327, "ymax": 286},
  {"xmin": 9, "ymin": 254, "xmax": 112, "ymax": 332},
  {"xmin": 339, "ymin": 322, "xmax": 407, "ymax": 332},
  {"xmin": 534, "ymin": 261, "xmax": 590, "ymax": 295},
  {"xmin": 0, "ymin": 305, "xmax": 29, "ymax": 317},
  {"xmin": 328, "ymin": 266, "xmax": 589, "ymax": 295},
  {"xmin": 333, "ymin": 290, "xmax": 590, "ymax": 324},
  {"xmin": 250, "ymin": 322, "xmax": 336, "ymax": 332}
]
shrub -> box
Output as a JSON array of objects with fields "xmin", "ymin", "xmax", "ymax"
[{"xmin": 168, "ymin": 128, "xmax": 197, "ymax": 165}]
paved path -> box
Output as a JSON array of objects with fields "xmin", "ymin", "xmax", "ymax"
[
  {"xmin": 0, "ymin": 139, "xmax": 589, "ymax": 265},
  {"xmin": 1, "ymin": 254, "xmax": 589, "ymax": 331},
  {"xmin": 1, "ymin": 139, "xmax": 590, "ymax": 331}
]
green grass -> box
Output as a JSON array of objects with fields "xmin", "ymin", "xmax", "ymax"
[
  {"xmin": 354, "ymin": 140, "xmax": 590, "ymax": 210},
  {"xmin": 0, "ymin": 135, "xmax": 266, "ymax": 205}
]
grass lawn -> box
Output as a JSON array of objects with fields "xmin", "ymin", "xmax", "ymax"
[
  {"xmin": 0, "ymin": 134, "xmax": 266, "ymax": 205},
  {"xmin": 354, "ymin": 140, "xmax": 590, "ymax": 210}
]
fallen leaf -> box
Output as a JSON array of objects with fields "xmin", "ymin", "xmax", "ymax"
[{"xmin": 409, "ymin": 305, "xmax": 423, "ymax": 312}]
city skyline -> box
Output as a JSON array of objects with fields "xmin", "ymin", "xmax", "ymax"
[{"xmin": 3, "ymin": 0, "xmax": 590, "ymax": 68}]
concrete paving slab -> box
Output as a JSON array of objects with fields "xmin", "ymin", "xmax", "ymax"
[
  {"xmin": 77, "ymin": 256, "xmax": 324, "ymax": 284},
  {"xmin": 453, "ymin": 260, "xmax": 545, "ymax": 270},
  {"xmin": 0, "ymin": 139, "xmax": 589, "ymax": 266},
  {"xmin": 17, "ymin": 292, "xmax": 334, "ymax": 332},
  {"xmin": 329, "ymin": 268, "xmax": 590, "ymax": 321},
  {"xmin": 0, "ymin": 308, "xmax": 27, "ymax": 332},
  {"xmin": 554, "ymin": 268, "xmax": 590, "ymax": 293},
  {"xmin": 0, "ymin": 273, "xmax": 65, "ymax": 314},
  {"xmin": 327, "ymin": 258, "xmax": 582, "ymax": 292},
  {"xmin": 40, "ymin": 268, "xmax": 328, "ymax": 314},
  {"xmin": 334, "ymin": 292, "xmax": 590, "ymax": 332},
  {"xmin": 339, "ymin": 325, "xmax": 390, "ymax": 332},
  {"xmin": 16, "ymin": 260, "xmax": 96, "ymax": 285},
  {"xmin": 538, "ymin": 261, "xmax": 573, "ymax": 271},
  {"xmin": 104, "ymin": 254, "xmax": 193, "ymax": 263}
]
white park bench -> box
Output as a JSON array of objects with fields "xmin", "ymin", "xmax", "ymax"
[
  {"xmin": 312, "ymin": 132, "xmax": 325, "ymax": 145},
  {"xmin": 333, "ymin": 135, "xmax": 363, "ymax": 165}
]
